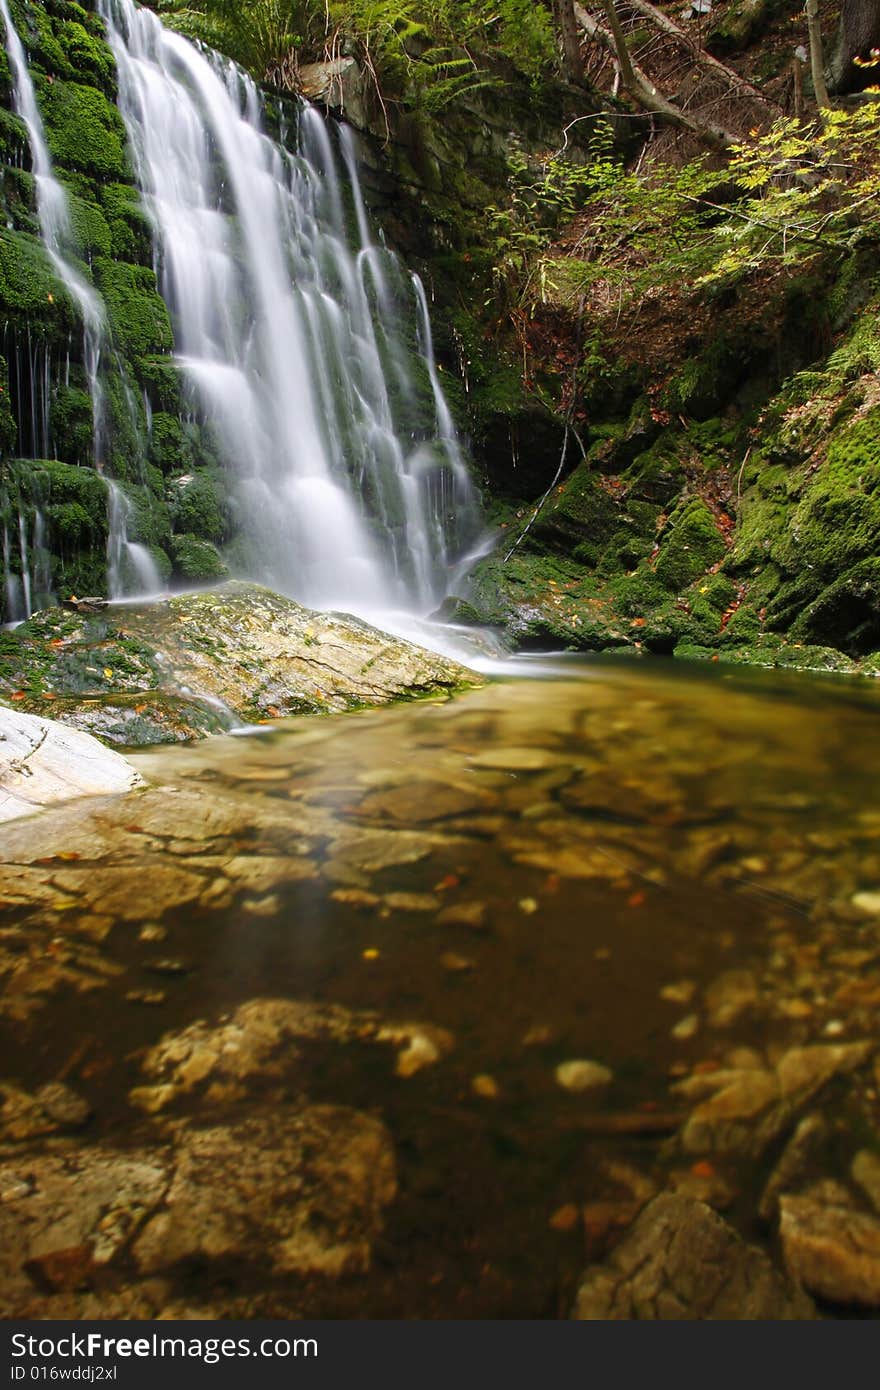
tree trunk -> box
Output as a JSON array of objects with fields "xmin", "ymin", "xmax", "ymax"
[
  {"xmin": 827, "ymin": 0, "xmax": 880, "ymax": 93},
  {"xmin": 554, "ymin": 0, "xmax": 585, "ymax": 83}
]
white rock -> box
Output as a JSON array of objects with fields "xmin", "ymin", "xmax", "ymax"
[{"xmin": 0, "ymin": 705, "xmax": 143, "ymax": 823}]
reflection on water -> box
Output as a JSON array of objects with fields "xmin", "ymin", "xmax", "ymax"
[{"xmin": 2, "ymin": 657, "xmax": 880, "ymax": 1318}]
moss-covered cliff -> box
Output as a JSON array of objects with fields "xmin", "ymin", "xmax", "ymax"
[{"xmin": 0, "ymin": 0, "xmax": 236, "ymax": 617}]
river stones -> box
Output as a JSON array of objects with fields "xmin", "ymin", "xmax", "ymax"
[
  {"xmin": 0, "ymin": 1106, "xmax": 396, "ymax": 1307},
  {"xmin": 131, "ymin": 1108, "xmax": 396, "ymax": 1279},
  {"xmin": 780, "ymin": 1194, "xmax": 880, "ymax": 1307},
  {"xmin": 572, "ymin": 1194, "xmax": 815, "ymax": 1319}
]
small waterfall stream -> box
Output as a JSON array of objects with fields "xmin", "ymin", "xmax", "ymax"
[
  {"xmin": 101, "ymin": 0, "xmax": 482, "ymax": 616},
  {"xmin": 0, "ymin": 0, "xmax": 107, "ymax": 458}
]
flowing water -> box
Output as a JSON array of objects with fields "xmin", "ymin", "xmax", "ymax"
[
  {"xmin": 100, "ymin": 0, "xmax": 483, "ymax": 615},
  {"xmin": 0, "ymin": 0, "xmax": 107, "ymax": 461},
  {"xmin": 2, "ymin": 657, "xmax": 880, "ymax": 1317}
]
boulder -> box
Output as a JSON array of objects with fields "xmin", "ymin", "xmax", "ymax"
[
  {"xmin": 0, "ymin": 705, "xmax": 142, "ymax": 823},
  {"xmin": 572, "ymin": 1193, "xmax": 815, "ymax": 1319},
  {"xmin": 2, "ymin": 582, "xmax": 481, "ymax": 745}
]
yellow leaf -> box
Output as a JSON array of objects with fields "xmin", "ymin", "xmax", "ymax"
[{"xmin": 103, "ymin": 668, "xmax": 113, "ymax": 679}]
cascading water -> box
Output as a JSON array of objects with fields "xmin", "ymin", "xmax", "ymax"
[
  {"xmin": 101, "ymin": 0, "xmax": 483, "ymax": 616},
  {"xmin": 106, "ymin": 479, "xmax": 164, "ymax": 599},
  {"xmin": 0, "ymin": 0, "xmax": 107, "ymax": 457},
  {"xmin": 0, "ymin": 0, "xmax": 159, "ymax": 611}
]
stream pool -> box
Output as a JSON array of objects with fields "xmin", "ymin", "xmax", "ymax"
[{"xmin": 2, "ymin": 655, "xmax": 880, "ymax": 1318}]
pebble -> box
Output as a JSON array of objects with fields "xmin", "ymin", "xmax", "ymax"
[
  {"xmin": 126, "ymin": 989, "xmax": 166, "ymax": 1006},
  {"xmin": 852, "ymin": 892, "xmax": 880, "ymax": 916},
  {"xmin": 555, "ymin": 1059, "xmax": 613, "ymax": 1092},
  {"xmin": 549, "ymin": 1203, "xmax": 580, "ymax": 1231},
  {"xmin": 435, "ymin": 901, "xmax": 488, "ymax": 931},
  {"xmin": 440, "ymin": 952, "xmax": 474, "ymax": 973},
  {"xmin": 138, "ymin": 924, "xmax": 167, "ymax": 942},
  {"xmin": 471, "ymin": 1074, "xmax": 500, "ymax": 1099},
  {"xmin": 671, "ymin": 1014, "xmax": 699, "ymax": 1040},
  {"xmin": 662, "ymin": 980, "xmax": 696, "ymax": 1005}
]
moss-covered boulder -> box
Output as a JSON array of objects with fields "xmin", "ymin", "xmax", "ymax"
[{"xmin": 0, "ymin": 581, "xmax": 482, "ymax": 743}]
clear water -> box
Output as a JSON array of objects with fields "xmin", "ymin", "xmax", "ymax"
[{"xmin": 3, "ymin": 657, "xmax": 879, "ymax": 1316}]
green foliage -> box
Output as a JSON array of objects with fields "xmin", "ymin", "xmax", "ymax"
[{"xmin": 156, "ymin": 0, "xmax": 557, "ymax": 103}]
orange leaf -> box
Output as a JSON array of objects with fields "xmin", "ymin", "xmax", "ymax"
[
  {"xmin": 691, "ymin": 1160, "xmax": 715, "ymax": 1179},
  {"xmin": 626, "ymin": 891, "xmax": 646, "ymax": 908},
  {"xmin": 11, "ymin": 691, "xmax": 25, "ymax": 701}
]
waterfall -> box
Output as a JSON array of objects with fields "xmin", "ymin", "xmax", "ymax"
[
  {"xmin": 0, "ymin": 483, "xmax": 52, "ymax": 622},
  {"xmin": 106, "ymin": 479, "xmax": 164, "ymax": 598},
  {"xmin": 0, "ymin": 0, "xmax": 107, "ymax": 461},
  {"xmin": 101, "ymin": 0, "xmax": 482, "ymax": 616}
]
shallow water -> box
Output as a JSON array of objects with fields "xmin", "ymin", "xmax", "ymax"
[{"xmin": 3, "ymin": 655, "xmax": 880, "ymax": 1317}]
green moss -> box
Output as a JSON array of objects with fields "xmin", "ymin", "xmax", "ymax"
[
  {"xmin": 53, "ymin": 20, "xmax": 116, "ymax": 90},
  {"xmin": 39, "ymin": 79, "xmax": 127, "ymax": 178},
  {"xmin": 100, "ymin": 183, "xmax": 153, "ymax": 265},
  {"xmin": 51, "ymin": 385, "xmax": 93, "ymax": 466},
  {"xmin": 66, "ymin": 190, "xmax": 112, "ymax": 259},
  {"xmin": 171, "ymin": 470, "xmax": 226, "ymax": 542},
  {"xmin": 94, "ymin": 259, "xmax": 173, "ymax": 362},
  {"xmin": 170, "ymin": 533, "xmax": 228, "ymax": 581},
  {"xmin": 0, "ymin": 228, "xmax": 75, "ymax": 326},
  {"xmin": 0, "ymin": 355, "xmax": 17, "ymax": 456},
  {"xmin": 654, "ymin": 499, "xmax": 726, "ymax": 591}
]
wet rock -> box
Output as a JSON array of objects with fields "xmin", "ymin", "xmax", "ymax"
[
  {"xmin": 436, "ymin": 900, "xmax": 488, "ymax": 931},
  {"xmin": 555, "ymin": 1060, "xmax": 613, "ymax": 1092},
  {"xmin": 356, "ymin": 780, "xmax": 493, "ymax": 824},
  {"xmin": 0, "ymin": 1147, "xmax": 170, "ymax": 1304},
  {"xmin": 0, "ymin": 705, "xmax": 142, "ymax": 824},
  {"xmin": 573, "ymin": 1194, "xmax": 815, "ymax": 1320},
  {"xmin": 34, "ymin": 1084, "xmax": 91, "ymax": 1130},
  {"xmin": 50, "ymin": 864, "xmax": 206, "ymax": 922},
  {"xmin": 15, "ymin": 585, "xmax": 480, "ymax": 744},
  {"xmin": 851, "ymin": 1151, "xmax": 880, "ymax": 1214},
  {"xmin": 704, "ymin": 969, "xmax": 758, "ymax": 1027},
  {"xmin": 1, "ymin": 1083, "xmax": 90, "ymax": 1142},
  {"xmin": 469, "ymin": 747, "xmax": 566, "ymax": 773},
  {"xmin": 776, "ymin": 1041, "xmax": 873, "ymax": 1097},
  {"xmin": 758, "ymin": 1113, "xmax": 827, "ymax": 1223},
  {"xmin": 130, "ymin": 998, "xmax": 374, "ymax": 1111},
  {"xmin": 378, "ymin": 1022, "xmax": 454, "ymax": 1078},
  {"xmin": 132, "ymin": 1107, "xmax": 396, "ymax": 1279},
  {"xmin": 780, "ymin": 1195, "xmax": 880, "ymax": 1307}
]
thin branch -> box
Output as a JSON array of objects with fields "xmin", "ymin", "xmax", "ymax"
[
  {"xmin": 624, "ymin": 0, "xmax": 782, "ymax": 110},
  {"xmin": 574, "ymin": 1, "xmax": 737, "ymax": 150}
]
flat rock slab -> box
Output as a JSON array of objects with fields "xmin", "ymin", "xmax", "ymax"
[
  {"xmin": 0, "ymin": 705, "xmax": 142, "ymax": 823},
  {"xmin": 572, "ymin": 1193, "xmax": 815, "ymax": 1319},
  {"xmin": 0, "ymin": 581, "xmax": 481, "ymax": 745}
]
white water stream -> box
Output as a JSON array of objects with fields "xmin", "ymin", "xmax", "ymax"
[{"xmin": 101, "ymin": 0, "xmax": 483, "ymax": 616}]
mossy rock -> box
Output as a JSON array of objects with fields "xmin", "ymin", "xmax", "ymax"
[
  {"xmin": 654, "ymin": 499, "xmax": 726, "ymax": 591},
  {"xmin": 100, "ymin": 183, "xmax": 153, "ymax": 265},
  {"xmin": 170, "ymin": 470, "xmax": 226, "ymax": 543},
  {"xmin": 94, "ymin": 259, "xmax": 173, "ymax": 362},
  {"xmin": 170, "ymin": 534, "xmax": 228, "ymax": 582},
  {"xmin": 53, "ymin": 19, "xmax": 116, "ymax": 91},
  {"xmin": 39, "ymin": 79, "xmax": 128, "ymax": 178},
  {"xmin": 0, "ymin": 228, "xmax": 76, "ymax": 327},
  {"xmin": 0, "ymin": 355, "xmax": 17, "ymax": 456},
  {"xmin": 530, "ymin": 460, "xmax": 620, "ymax": 549},
  {"xmin": 51, "ymin": 385, "xmax": 93, "ymax": 466},
  {"xmin": 789, "ymin": 558, "xmax": 880, "ymax": 657}
]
